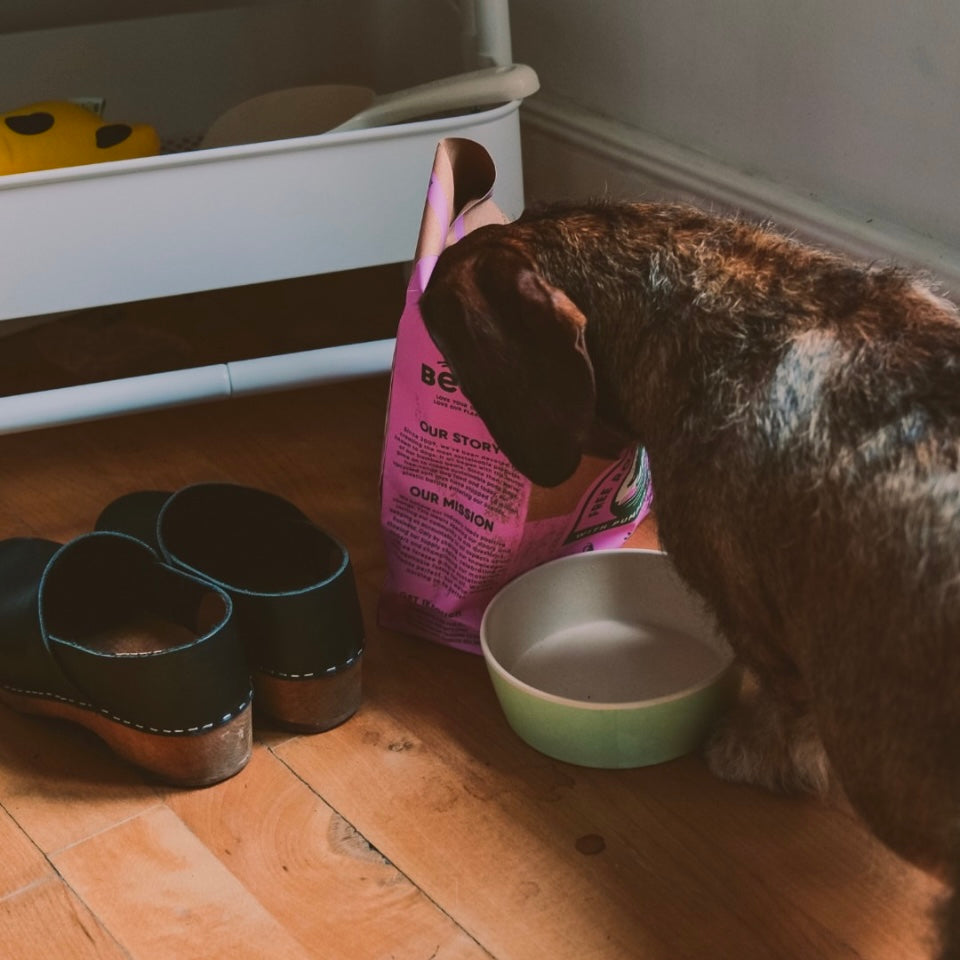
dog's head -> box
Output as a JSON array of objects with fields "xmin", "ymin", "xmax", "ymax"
[{"xmin": 420, "ymin": 225, "xmax": 597, "ymax": 487}]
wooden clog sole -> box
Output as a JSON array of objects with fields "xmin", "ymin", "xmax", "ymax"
[
  {"xmin": 253, "ymin": 657, "xmax": 362, "ymax": 733},
  {"xmin": 0, "ymin": 685, "xmax": 252, "ymax": 787}
]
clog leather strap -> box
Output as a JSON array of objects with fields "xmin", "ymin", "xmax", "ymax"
[
  {"xmin": 232, "ymin": 558, "xmax": 365, "ymax": 677},
  {"xmin": 0, "ymin": 534, "xmax": 251, "ymax": 734},
  {"xmin": 122, "ymin": 484, "xmax": 365, "ymax": 677},
  {"xmin": 0, "ymin": 537, "xmax": 78, "ymax": 699}
]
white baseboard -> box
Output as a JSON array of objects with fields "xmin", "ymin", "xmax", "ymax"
[{"xmin": 520, "ymin": 95, "xmax": 960, "ymax": 296}]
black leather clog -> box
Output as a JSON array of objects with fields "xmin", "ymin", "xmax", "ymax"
[
  {"xmin": 96, "ymin": 483, "xmax": 364, "ymax": 732},
  {"xmin": 0, "ymin": 532, "xmax": 252, "ymax": 786}
]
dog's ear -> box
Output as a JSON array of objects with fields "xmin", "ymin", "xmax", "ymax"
[{"xmin": 420, "ymin": 244, "xmax": 596, "ymax": 487}]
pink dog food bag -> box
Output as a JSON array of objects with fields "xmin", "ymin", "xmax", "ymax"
[{"xmin": 378, "ymin": 138, "xmax": 652, "ymax": 652}]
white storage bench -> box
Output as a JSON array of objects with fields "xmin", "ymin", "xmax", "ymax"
[{"xmin": 0, "ymin": 1, "xmax": 531, "ymax": 431}]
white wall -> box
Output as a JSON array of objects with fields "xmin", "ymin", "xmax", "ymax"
[{"xmin": 510, "ymin": 0, "xmax": 960, "ymax": 255}]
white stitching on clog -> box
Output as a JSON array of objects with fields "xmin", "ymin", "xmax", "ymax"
[
  {"xmin": 0, "ymin": 682, "xmax": 253, "ymax": 736},
  {"xmin": 254, "ymin": 649, "xmax": 362, "ymax": 680}
]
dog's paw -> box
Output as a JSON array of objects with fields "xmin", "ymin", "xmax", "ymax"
[{"xmin": 704, "ymin": 700, "xmax": 830, "ymax": 797}]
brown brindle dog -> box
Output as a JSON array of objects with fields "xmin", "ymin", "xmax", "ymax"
[{"xmin": 419, "ymin": 200, "xmax": 960, "ymax": 958}]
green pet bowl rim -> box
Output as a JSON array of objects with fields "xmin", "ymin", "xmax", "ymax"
[{"xmin": 479, "ymin": 548, "xmax": 734, "ymax": 712}]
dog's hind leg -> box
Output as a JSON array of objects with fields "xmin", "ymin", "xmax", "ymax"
[{"xmin": 704, "ymin": 665, "xmax": 830, "ymax": 797}]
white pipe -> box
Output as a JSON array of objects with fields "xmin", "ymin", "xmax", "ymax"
[
  {"xmin": 0, "ymin": 338, "xmax": 396, "ymax": 435},
  {"xmin": 227, "ymin": 338, "xmax": 396, "ymax": 394},
  {"xmin": 0, "ymin": 364, "xmax": 231, "ymax": 434}
]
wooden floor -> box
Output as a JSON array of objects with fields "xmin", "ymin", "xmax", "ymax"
[{"xmin": 0, "ymin": 271, "xmax": 947, "ymax": 959}]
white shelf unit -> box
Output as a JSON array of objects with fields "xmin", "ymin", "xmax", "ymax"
[{"xmin": 0, "ymin": 1, "xmax": 529, "ymax": 432}]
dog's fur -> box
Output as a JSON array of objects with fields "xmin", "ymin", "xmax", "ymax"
[{"xmin": 419, "ymin": 200, "xmax": 960, "ymax": 957}]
